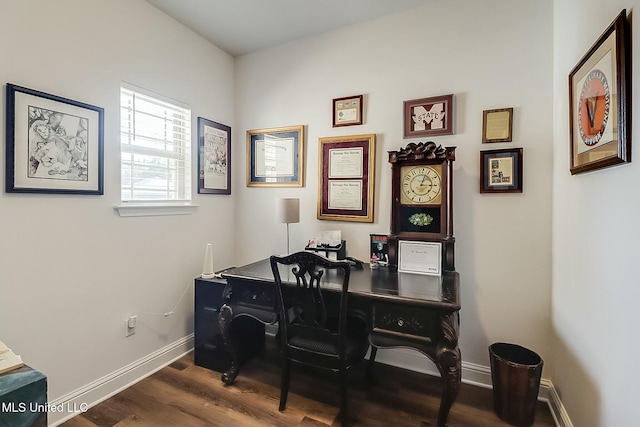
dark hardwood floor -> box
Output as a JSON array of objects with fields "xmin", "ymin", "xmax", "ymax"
[{"xmin": 62, "ymin": 339, "xmax": 556, "ymax": 427}]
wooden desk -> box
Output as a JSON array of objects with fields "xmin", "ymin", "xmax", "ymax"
[{"xmin": 213, "ymin": 258, "xmax": 461, "ymax": 427}]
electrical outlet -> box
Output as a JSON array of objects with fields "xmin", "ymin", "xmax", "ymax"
[{"xmin": 126, "ymin": 315, "xmax": 137, "ymax": 337}]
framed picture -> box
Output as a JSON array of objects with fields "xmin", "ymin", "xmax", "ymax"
[
  {"xmin": 246, "ymin": 125, "xmax": 304, "ymax": 187},
  {"xmin": 333, "ymin": 95, "xmax": 363, "ymax": 127},
  {"xmin": 482, "ymin": 108, "xmax": 513, "ymax": 143},
  {"xmin": 370, "ymin": 234, "xmax": 389, "ymax": 268},
  {"xmin": 398, "ymin": 240, "xmax": 441, "ymax": 276},
  {"xmin": 5, "ymin": 84, "xmax": 104, "ymax": 194},
  {"xmin": 198, "ymin": 117, "xmax": 231, "ymax": 194},
  {"xmin": 317, "ymin": 134, "xmax": 375, "ymax": 222},
  {"xmin": 569, "ymin": 9, "xmax": 630, "ymax": 175},
  {"xmin": 403, "ymin": 94, "xmax": 454, "ymax": 138},
  {"xmin": 480, "ymin": 148, "xmax": 523, "ymax": 193}
]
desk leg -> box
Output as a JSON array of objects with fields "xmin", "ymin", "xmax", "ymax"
[
  {"xmin": 435, "ymin": 312, "xmax": 461, "ymax": 427},
  {"xmin": 219, "ymin": 303, "xmax": 239, "ymax": 385}
]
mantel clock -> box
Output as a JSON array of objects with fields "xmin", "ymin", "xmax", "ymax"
[{"xmin": 388, "ymin": 142, "xmax": 456, "ymax": 271}]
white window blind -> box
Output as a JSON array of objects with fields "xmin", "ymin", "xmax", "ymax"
[{"xmin": 120, "ymin": 85, "xmax": 191, "ymax": 203}]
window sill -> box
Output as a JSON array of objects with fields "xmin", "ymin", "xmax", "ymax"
[{"xmin": 114, "ymin": 203, "xmax": 199, "ymax": 217}]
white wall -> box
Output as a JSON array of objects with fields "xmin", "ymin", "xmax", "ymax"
[
  {"xmin": 553, "ymin": 1, "xmax": 640, "ymax": 426},
  {"xmin": 0, "ymin": 0, "xmax": 235, "ymax": 422},
  {"xmin": 235, "ymin": 0, "xmax": 555, "ymax": 375}
]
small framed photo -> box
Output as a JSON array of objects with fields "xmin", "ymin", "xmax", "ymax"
[
  {"xmin": 317, "ymin": 134, "xmax": 376, "ymax": 222},
  {"xmin": 246, "ymin": 125, "xmax": 304, "ymax": 187},
  {"xmin": 370, "ymin": 234, "xmax": 389, "ymax": 268},
  {"xmin": 398, "ymin": 240, "xmax": 441, "ymax": 276},
  {"xmin": 482, "ymin": 108, "xmax": 513, "ymax": 143},
  {"xmin": 333, "ymin": 95, "xmax": 363, "ymax": 127},
  {"xmin": 5, "ymin": 83, "xmax": 104, "ymax": 194},
  {"xmin": 403, "ymin": 94, "xmax": 454, "ymax": 138},
  {"xmin": 198, "ymin": 117, "xmax": 231, "ymax": 194},
  {"xmin": 568, "ymin": 10, "xmax": 630, "ymax": 175},
  {"xmin": 480, "ymin": 148, "xmax": 523, "ymax": 193}
]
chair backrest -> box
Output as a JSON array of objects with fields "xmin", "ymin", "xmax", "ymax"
[{"xmin": 270, "ymin": 251, "xmax": 351, "ymax": 358}]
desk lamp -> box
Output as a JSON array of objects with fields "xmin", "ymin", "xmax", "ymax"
[{"xmin": 277, "ymin": 198, "xmax": 300, "ymax": 254}]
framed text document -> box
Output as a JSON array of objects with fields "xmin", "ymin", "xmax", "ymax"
[{"xmin": 398, "ymin": 241, "xmax": 441, "ymax": 276}]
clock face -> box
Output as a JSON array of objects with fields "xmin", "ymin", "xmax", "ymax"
[{"xmin": 400, "ymin": 165, "xmax": 442, "ymax": 205}]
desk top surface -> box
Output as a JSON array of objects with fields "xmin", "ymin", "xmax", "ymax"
[{"xmin": 220, "ymin": 258, "xmax": 460, "ymax": 311}]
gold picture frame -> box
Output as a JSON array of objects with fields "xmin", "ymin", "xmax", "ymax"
[
  {"xmin": 482, "ymin": 108, "xmax": 513, "ymax": 143},
  {"xmin": 246, "ymin": 125, "xmax": 304, "ymax": 187},
  {"xmin": 317, "ymin": 134, "xmax": 375, "ymax": 222}
]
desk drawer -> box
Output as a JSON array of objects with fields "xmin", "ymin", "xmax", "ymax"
[
  {"xmin": 234, "ymin": 280, "xmax": 276, "ymax": 309},
  {"xmin": 372, "ymin": 303, "xmax": 436, "ymax": 342}
]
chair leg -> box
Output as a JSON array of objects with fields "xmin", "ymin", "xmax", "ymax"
[
  {"xmin": 367, "ymin": 346, "xmax": 378, "ymax": 384},
  {"xmin": 339, "ymin": 367, "xmax": 348, "ymax": 427},
  {"xmin": 279, "ymin": 359, "xmax": 290, "ymax": 411}
]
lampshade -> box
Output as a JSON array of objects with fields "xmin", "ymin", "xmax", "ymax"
[{"xmin": 276, "ymin": 198, "xmax": 300, "ymax": 224}]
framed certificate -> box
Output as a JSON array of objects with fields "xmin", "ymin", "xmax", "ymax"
[
  {"xmin": 398, "ymin": 241, "xmax": 441, "ymax": 276},
  {"xmin": 332, "ymin": 95, "xmax": 363, "ymax": 127},
  {"xmin": 317, "ymin": 134, "xmax": 375, "ymax": 222}
]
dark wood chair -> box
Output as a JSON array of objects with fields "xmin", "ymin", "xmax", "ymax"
[{"xmin": 270, "ymin": 251, "xmax": 370, "ymax": 427}]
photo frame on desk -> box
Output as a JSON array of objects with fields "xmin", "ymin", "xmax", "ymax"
[
  {"xmin": 5, "ymin": 83, "xmax": 104, "ymax": 194},
  {"xmin": 568, "ymin": 9, "xmax": 630, "ymax": 175},
  {"xmin": 317, "ymin": 134, "xmax": 375, "ymax": 222},
  {"xmin": 198, "ymin": 117, "xmax": 231, "ymax": 194},
  {"xmin": 398, "ymin": 240, "xmax": 441, "ymax": 276},
  {"xmin": 246, "ymin": 125, "xmax": 304, "ymax": 187}
]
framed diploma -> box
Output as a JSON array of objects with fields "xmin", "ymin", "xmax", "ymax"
[
  {"xmin": 398, "ymin": 240, "xmax": 441, "ymax": 276},
  {"xmin": 332, "ymin": 95, "xmax": 363, "ymax": 127},
  {"xmin": 198, "ymin": 117, "xmax": 231, "ymax": 194},
  {"xmin": 482, "ymin": 108, "xmax": 513, "ymax": 143},
  {"xmin": 568, "ymin": 10, "xmax": 630, "ymax": 175},
  {"xmin": 317, "ymin": 134, "xmax": 376, "ymax": 222},
  {"xmin": 246, "ymin": 125, "xmax": 304, "ymax": 187}
]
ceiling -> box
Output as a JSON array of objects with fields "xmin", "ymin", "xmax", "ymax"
[{"xmin": 145, "ymin": 0, "xmax": 428, "ymax": 57}]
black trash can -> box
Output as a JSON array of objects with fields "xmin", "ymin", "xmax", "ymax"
[{"xmin": 489, "ymin": 342, "xmax": 543, "ymax": 427}]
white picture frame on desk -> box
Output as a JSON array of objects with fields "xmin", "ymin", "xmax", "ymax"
[{"xmin": 398, "ymin": 241, "xmax": 441, "ymax": 276}]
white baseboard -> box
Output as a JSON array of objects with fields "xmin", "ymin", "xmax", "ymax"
[
  {"xmin": 371, "ymin": 347, "xmax": 572, "ymax": 427},
  {"xmin": 48, "ymin": 335, "xmax": 193, "ymax": 426}
]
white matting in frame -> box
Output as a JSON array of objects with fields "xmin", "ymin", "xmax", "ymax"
[{"xmin": 398, "ymin": 240, "xmax": 441, "ymax": 276}]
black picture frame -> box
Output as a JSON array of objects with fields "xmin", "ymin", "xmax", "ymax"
[
  {"xmin": 198, "ymin": 117, "xmax": 231, "ymax": 195},
  {"xmin": 480, "ymin": 148, "xmax": 523, "ymax": 193},
  {"xmin": 568, "ymin": 9, "xmax": 631, "ymax": 175},
  {"xmin": 5, "ymin": 84, "xmax": 104, "ymax": 195}
]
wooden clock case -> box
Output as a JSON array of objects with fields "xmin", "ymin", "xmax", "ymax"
[{"xmin": 387, "ymin": 142, "xmax": 456, "ymax": 272}]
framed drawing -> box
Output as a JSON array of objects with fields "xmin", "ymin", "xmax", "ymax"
[
  {"xmin": 317, "ymin": 134, "xmax": 375, "ymax": 222},
  {"xmin": 333, "ymin": 95, "xmax": 363, "ymax": 127},
  {"xmin": 404, "ymin": 94, "xmax": 454, "ymax": 138},
  {"xmin": 482, "ymin": 107, "xmax": 513, "ymax": 143},
  {"xmin": 5, "ymin": 83, "xmax": 104, "ymax": 195},
  {"xmin": 480, "ymin": 148, "xmax": 523, "ymax": 193},
  {"xmin": 198, "ymin": 117, "xmax": 231, "ymax": 194},
  {"xmin": 246, "ymin": 125, "xmax": 304, "ymax": 187},
  {"xmin": 569, "ymin": 9, "xmax": 630, "ymax": 175}
]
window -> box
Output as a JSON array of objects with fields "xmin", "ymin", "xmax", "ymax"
[{"xmin": 120, "ymin": 84, "xmax": 191, "ymax": 203}]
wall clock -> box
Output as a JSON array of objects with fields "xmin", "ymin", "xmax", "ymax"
[{"xmin": 388, "ymin": 142, "xmax": 456, "ymax": 271}]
